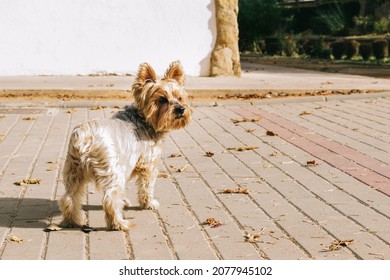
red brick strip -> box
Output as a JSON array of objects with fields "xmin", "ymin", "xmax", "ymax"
[{"xmin": 231, "ymin": 106, "xmax": 390, "ymax": 196}]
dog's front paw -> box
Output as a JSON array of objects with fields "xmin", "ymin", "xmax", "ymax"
[
  {"xmin": 140, "ymin": 199, "xmax": 159, "ymax": 210},
  {"xmin": 149, "ymin": 199, "xmax": 159, "ymax": 209},
  {"xmin": 107, "ymin": 220, "xmax": 130, "ymax": 232},
  {"xmin": 123, "ymin": 198, "xmax": 131, "ymax": 208}
]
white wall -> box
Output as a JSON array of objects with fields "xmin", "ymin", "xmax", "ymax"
[{"xmin": 0, "ymin": 0, "xmax": 216, "ymax": 76}]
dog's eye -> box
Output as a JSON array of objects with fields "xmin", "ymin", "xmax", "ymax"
[
  {"xmin": 178, "ymin": 97, "xmax": 182, "ymax": 102},
  {"xmin": 159, "ymin": 97, "xmax": 168, "ymax": 104}
]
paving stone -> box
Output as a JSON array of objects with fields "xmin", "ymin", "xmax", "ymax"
[{"xmin": 1, "ymin": 97, "xmax": 389, "ymax": 259}]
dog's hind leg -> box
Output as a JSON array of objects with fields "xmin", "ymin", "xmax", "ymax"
[
  {"xmin": 59, "ymin": 154, "xmax": 87, "ymax": 227},
  {"xmin": 97, "ymin": 166, "xmax": 129, "ymax": 231}
]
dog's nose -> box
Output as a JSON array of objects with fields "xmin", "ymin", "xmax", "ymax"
[{"xmin": 175, "ymin": 106, "xmax": 185, "ymax": 115}]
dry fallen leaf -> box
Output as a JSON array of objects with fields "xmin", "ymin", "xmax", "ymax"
[
  {"xmin": 14, "ymin": 178, "xmax": 41, "ymax": 186},
  {"xmin": 22, "ymin": 117, "xmax": 36, "ymax": 121},
  {"xmin": 205, "ymin": 151, "xmax": 214, "ymax": 157},
  {"xmin": 306, "ymin": 160, "xmax": 318, "ymax": 167},
  {"xmin": 158, "ymin": 173, "xmax": 169, "ymax": 178},
  {"xmin": 266, "ymin": 130, "xmax": 278, "ymax": 136},
  {"xmin": 270, "ymin": 150, "xmax": 278, "ymax": 156},
  {"xmin": 222, "ymin": 187, "xmax": 249, "ymax": 194},
  {"xmin": 245, "ymin": 233, "xmax": 262, "ymax": 243},
  {"xmin": 299, "ymin": 111, "xmax": 312, "ymax": 116},
  {"xmin": 168, "ymin": 153, "xmax": 182, "ymax": 158},
  {"xmin": 324, "ymin": 239, "xmax": 354, "ymax": 251},
  {"xmin": 66, "ymin": 108, "xmax": 77, "ymax": 114},
  {"xmin": 227, "ymin": 146, "xmax": 258, "ymax": 152},
  {"xmin": 204, "ymin": 217, "xmax": 223, "ymax": 228},
  {"xmin": 90, "ymin": 105, "xmax": 106, "ymax": 110},
  {"xmin": 231, "ymin": 116, "xmax": 261, "ymax": 124},
  {"xmin": 170, "ymin": 164, "xmax": 188, "ymax": 173},
  {"xmin": 9, "ymin": 235, "xmax": 23, "ymax": 243},
  {"xmin": 44, "ymin": 224, "xmax": 63, "ymax": 232}
]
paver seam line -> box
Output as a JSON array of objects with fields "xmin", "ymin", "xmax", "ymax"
[
  {"xmin": 154, "ymin": 208, "xmax": 179, "ymax": 260},
  {"xmin": 212, "ymin": 106, "xmax": 390, "ymax": 255},
  {"xmin": 301, "ymin": 102, "xmax": 390, "ymax": 146},
  {"xmin": 166, "ymin": 135, "xmax": 224, "ymax": 260},
  {"xmin": 0, "ymin": 115, "xmax": 34, "ymax": 180},
  {"xmin": 239, "ymin": 106, "xmax": 390, "ymax": 193},
  {"xmin": 275, "ymin": 103, "xmax": 390, "ymax": 162},
  {"xmin": 158, "ymin": 163, "xmax": 206, "ymax": 260},
  {"xmin": 202, "ymin": 106, "xmax": 369, "ymax": 259},
  {"xmin": 338, "ymin": 99, "xmax": 390, "ymax": 126},
  {"xmin": 342, "ymin": 98, "xmax": 390, "ymax": 118},
  {"xmin": 0, "ymin": 116, "xmax": 55, "ymax": 258},
  {"xmin": 193, "ymin": 108, "xmax": 316, "ymax": 259},
  {"xmin": 49, "ymin": 108, "xmax": 89, "ymax": 260},
  {"xmin": 316, "ymin": 101, "xmax": 390, "ymax": 134},
  {"xmin": 180, "ymin": 121, "xmax": 271, "ymax": 260},
  {"xmin": 124, "ymin": 231, "xmax": 135, "ymax": 260},
  {"xmin": 0, "ymin": 114, "xmax": 19, "ymax": 152},
  {"xmin": 247, "ymin": 105, "xmax": 390, "ymax": 179},
  {"xmin": 40, "ymin": 111, "xmax": 72, "ymax": 260},
  {"xmin": 229, "ymin": 105, "xmax": 390, "ymax": 246},
  {"xmin": 218, "ymin": 105, "xmax": 390, "ymax": 220}
]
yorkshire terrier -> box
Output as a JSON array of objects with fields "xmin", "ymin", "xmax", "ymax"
[{"xmin": 60, "ymin": 61, "xmax": 192, "ymax": 231}]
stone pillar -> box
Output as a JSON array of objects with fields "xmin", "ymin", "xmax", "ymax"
[{"xmin": 210, "ymin": 0, "xmax": 241, "ymax": 77}]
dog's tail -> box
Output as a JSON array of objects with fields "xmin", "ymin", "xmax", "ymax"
[{"xmin": 66, "ymin": 123, "xmax": 95, "ymax": 166}]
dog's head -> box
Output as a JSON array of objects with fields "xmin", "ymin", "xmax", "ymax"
[{"xmin": 132, "ymin": 61, "xmax": 192, "ymax": 132}]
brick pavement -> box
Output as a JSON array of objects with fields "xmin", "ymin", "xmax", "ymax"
[{"xmin": 0, "ymin": 96, "xmax": 389, "ymax": 260}]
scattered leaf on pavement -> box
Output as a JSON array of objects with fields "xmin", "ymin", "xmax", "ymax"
[
  {"xmin": 158, "ymin": 173, "xmax": 169, "ymax": 178},
  {"xmin": 205, "ymin": 151, "xmax": 214, "ymax": 157},
  {"xmin": 66, "ymin": 108, "xmax": 77, "ymax": 114},
  {"xmin": 204, "ymin": 217, "xmax": 223, "ymax": 228},
  {"xmin": 306, "ymin": 160, "xmax": 318, "ymax": 167},
  {"xmin": 9, "ymin": 235, "xmax": 24, "ymax": 243},
  {"xmin": 231, "ymin": 116, "xmax": 260, "ymax": 124},
  {"xmin": 227, "ymin": 146, "xmax": 258, "ymax": 152},
  {"xmin": 44, "ymin": 224, "xmax": 63, "ymax": 232},
  {"xmin": 222, "ymin": 187, "xmax": 249, "ymax": 194},
  {"xmin": 14, "ymin": 178, "xmax": 41, "ymax": 186},
  {"xmin": 299, "ymin": 111, "xmax": 312, "ymax": 116},
  {"xmin": 324, "ymin": 239, "xmax": 354, "ymax": 251},
  {"xmin": 22, "ymin": 117, "xmax": 36, "ymax": 121},
  {"xmin": 170, "ymin": 164, "xmax": 188, "ymax": 172},
  {"xmin": 266, "ymin": 130, "xmax": 278, "ymax": 136},
  {"xmin": 90, "ymin": 105, "xmax": 106, "ymax": 110},
  {"xmin": 168, "ymin": 153, "xmax": 182, "ymax": 158},
  {"xmin": 245, "ymin": 233, "xmax": 262, "ymax": 243}
]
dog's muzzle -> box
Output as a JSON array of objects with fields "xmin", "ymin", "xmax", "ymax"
[{"xmin": 175, "ymin": 106, "xmax": 185, "ymax": 116}]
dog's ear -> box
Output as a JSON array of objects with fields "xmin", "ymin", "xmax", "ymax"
[
  {"xmin": 135, "ymin": 63, "xmax": 157, "ymax": 85},
  {"xmin": 163, "ymin": 61, "xmax": 185, "ymax": 86}
]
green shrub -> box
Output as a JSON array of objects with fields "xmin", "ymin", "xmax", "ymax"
[
  {"xmin": 373, "ymin": 17, "xmax": 390, "ymax": 34},
  {"xmin": 359, "ymin": 43, "xmax": 373, "ymax": 60},
  {"xmin": 372, "ymin": 40, "xmax": 388, "ymax": 59},
  {"xmin": 330, "ymin": 41, "xmax": 345, "ymax": 59},
  {"xmin": 314, "ymin": 4, "xmax": 348, "ymax": 36},
  {"xmin": 352, "ymin": 16, "xmax": 374, "ymax": 35},
  {"xmin": 238, "ymin": 0, "xmax": 283, "ymax": 49}
]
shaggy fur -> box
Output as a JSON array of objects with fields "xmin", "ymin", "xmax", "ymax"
[{"xmin": 60, "ymin": 61, "xmax": 192, "ymax": 231}]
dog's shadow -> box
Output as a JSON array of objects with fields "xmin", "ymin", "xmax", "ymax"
[{"xmin": 0, "ymin": 197, "xmax": 142, "ymax": 230}]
